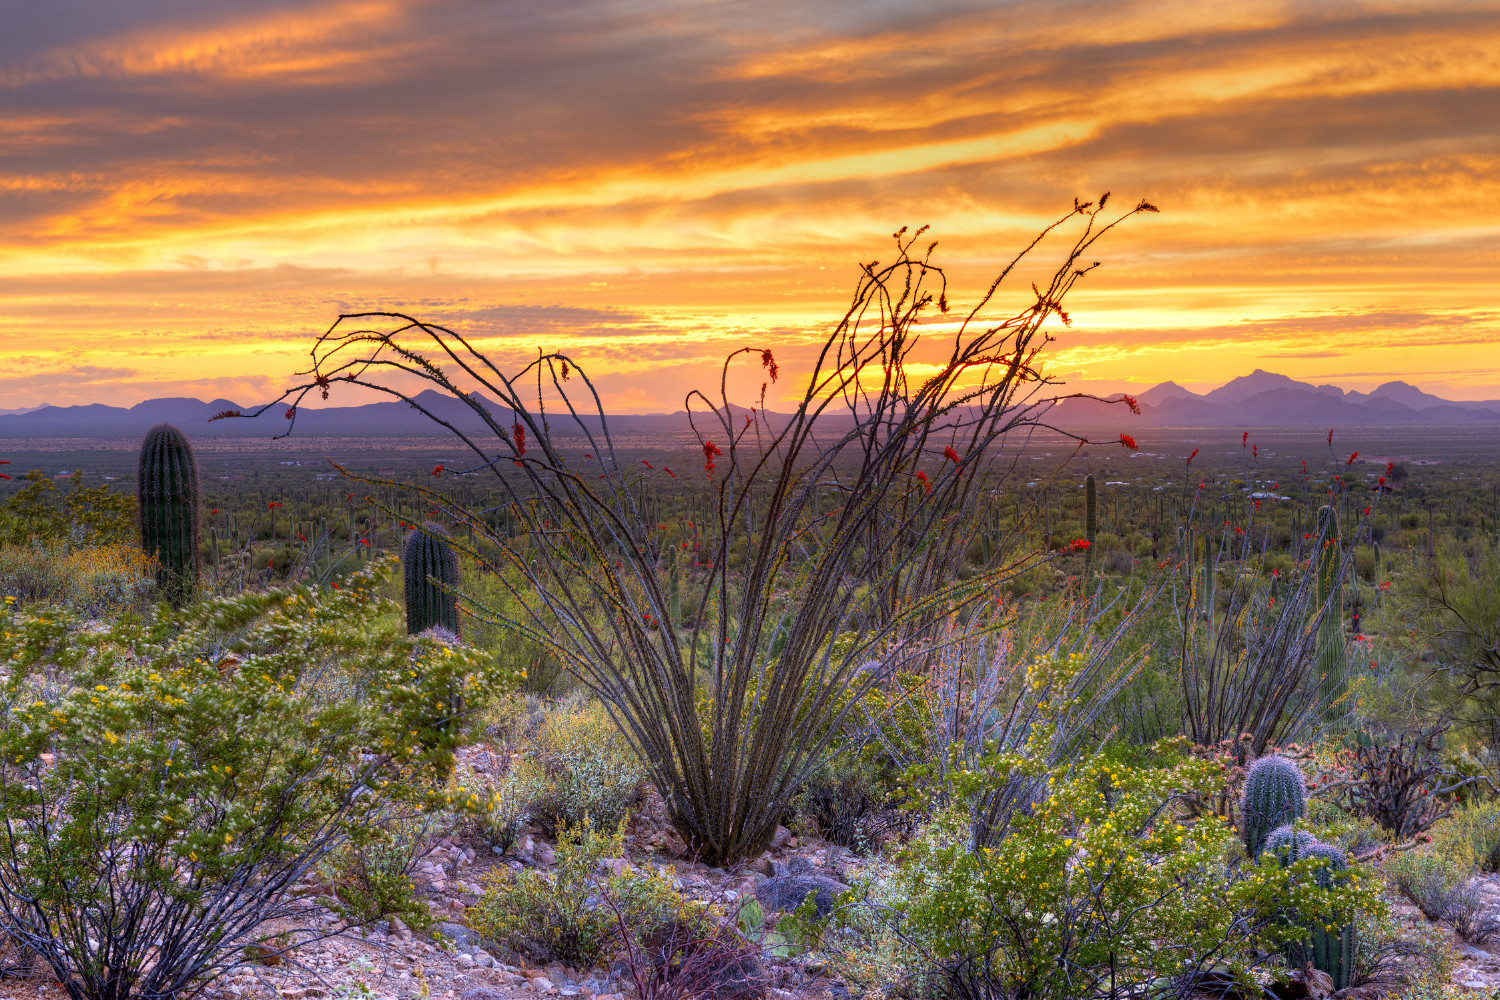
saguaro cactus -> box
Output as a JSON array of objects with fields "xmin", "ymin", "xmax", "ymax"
[
  {"xmin": 1241, "ymin": 754, "xmax": 1306, "ymax": 858},
  {"xmin": 137, "ymin": 424, "xmax": 201, "ymax": 606},
  {"xmin": 404, "ymin": 522, "xmax": 461, "ymax": 636},
  {"xmin": 1084, "ymin": 474, "xmax": 1097, "ymax": 576}
]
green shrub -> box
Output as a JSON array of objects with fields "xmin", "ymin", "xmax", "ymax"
[
  {"xmin": 0, "ymin": 543, "xmax": 156, "ymax": 613},
  {"xmin": 1385, "ymin": 847, "xmax": 1472, "ymax": 921},
  {"xmin": 0, "ymin": 559, "xmax": 519, "ymax": 1000},
  {"xmin": 322, "ymin": 820, "xmax": 434, "ymax": 931},
  {"xmin": 873, "ymin": 745, "xmax": 1381, "ymax": 1000},
  {"xmin": 1429, "ymin": 798, "xmax": 1500, "ymax": 872},
  {"xmin": 531, "ymin": 698, "xmax": 646, "ymax": 833},
  {"xmin": 456, "ymin": 757, "xmax": 547, "ymax": 853},
  {"xmin": 467, "ymin": 823, "xmax": 681, "ymax": 967}
]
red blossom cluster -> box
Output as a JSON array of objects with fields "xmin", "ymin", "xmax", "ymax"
[
  {"xmin": 1119, "ymin": 433, "xmax": 1137, "ymax": 450},
  {"xmin": 702, "ymin": 440, "xmax": 723, "ymax": 475},
  {"xmin": 1122, "ymin": 394, "xmax": 1140, "ymax": 415}
]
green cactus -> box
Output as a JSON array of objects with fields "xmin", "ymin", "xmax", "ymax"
[
  {"xmin": 136, "ymin": 423, "xmax": 201, "ymax": 606},
  {"xmin": 1314, "ymin": 505, "xmax": 1348, "ymax": 703},
  {"xmin": 1241, "ymin": 755, "xmax": 1307, "ymax": 858},
  {"xmin": 1084, "ymin": 474, "xmax": 1097, "ymax": 576},
  {"xmin": 1262, "ymin": 824, "xmax": 1316, "ymax": 864},
  {"xmin": 1292, "ymin": 842, "xmax": 1357, "ymax": 990},
  {"xmin": 403, "ymin": 522, "xmax": 461, "ymax": 636}
]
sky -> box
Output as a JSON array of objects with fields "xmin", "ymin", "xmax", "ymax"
[{"xmin": 4, "ymin": 0, "xmax": 1499, "ymax": 411}]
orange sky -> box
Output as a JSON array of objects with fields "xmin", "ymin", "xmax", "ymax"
[{"xmin": 4, "ymin": 0, "xmax": 1499, "ymax": 410}]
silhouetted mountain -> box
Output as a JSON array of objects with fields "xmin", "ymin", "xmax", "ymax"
[
  {"xmin": 5, "ymin": 372, "xmax": 1500, "ymax": 439},
  {"xmin": 1054, "ymin": 372, "xmax": 1500, "ymax": 428}
]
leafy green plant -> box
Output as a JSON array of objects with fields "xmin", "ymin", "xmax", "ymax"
[
  {"xmin": 1385, "ymin": 847, "xmax": 1472, "ymax": 921},
  {"xmin": 467, "ymin": 822, "xmax": 681, "ymax": 966},
  {"xmin": 530, "ymin": 697, "xmax": 647, "ymax": 832},
  {"xmin": 0, "ymin": 559, "xmax": 518, "ymax": 1000},
  {"xmin": 1428, "ymin": 797, "xmax": 1500, "ymax": 872},
  {"xmin": 322, "ymin": 820, "xmax": 435, "ymax": 931},
  {"xmin": 869, "ymin": 745, "xmax": 1381, "ymax": 1000}
]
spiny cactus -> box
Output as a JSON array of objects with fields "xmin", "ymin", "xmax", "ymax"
[
  {"xmin": 1288, "ymin": 841, "xmax": 1356, "ymax": 990},
  {"xmin": 1263, "ymin": 825, "xmax": 1316, "ymax": 865},
  {"xmin": 137, "ymin": 423, "xmax": 201, "ymax": 606},
  {"xmin": 1241, "ymin": 755, "xmax": 1307, "ymax": 858},
  {"xmin": 404, "ymin": 522, "xmax": 460, "ymax": 636},
  {"xmin": 1084, "ymin": 474, "xmax": 1097, "ymax": 576}
]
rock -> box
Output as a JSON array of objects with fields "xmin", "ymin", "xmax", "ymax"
[
  {"xmin": 461, "ymin": 989, "xmax": 511, "ymax": 1000},
  {"xmin": 390, "ymin": 915, "xmax": 413, "ymax": 942},
  {"xmin": 1458, "ymin": 943, "xmax": 1490, "ymax": 960},
  {"xmin": 528, "ymin": 976, "xmax": 555, "ymax": 992},
  {"xmin": 436, "ymin": 922, "xmax": 480, "ymax": 947},
  {"xmin": 771, "ymin": 826, "xmax": 792, "ymax": 849},
  {"xmin": 447, "ymin": 898, "xmax": 467, "ymax": 913},
  {"xmin": 534, "ymin": 842, "xmax": 557, "ymax": 866},
  {"xmin": 472, "ymin": 949, "xmax": 495, "ymax": 968},
  {"xmin": 755, "ymin": 872, "xmax": 849, "ymax": 918},
  {"xmin": 454, "ymin": 954, "xmax": 475, "ymax": 969},
  {"xmin": 747, "ymin": 855, "xmax": 776, "ymax": 877}
]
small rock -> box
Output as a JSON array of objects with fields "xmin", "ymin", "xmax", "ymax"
[
  {"xmin": 529, "ymin": 976, "xmax": 554, "ymax": 992},
  {"xmin": 747, "ymin": 855, "xmax": 776, "ymax": 877},
  {"xmin": 436, "ymin": 922, "xmax": 479, "ymax": 947},
  {"xmin": 390, "ymin": 915, "xmax": 412, "ymax": 942},
  {"xmin": 454, "ymin": 954, "xmax": 475, "ymax": 969},
  {"xmin": 534, "ymin": 843, "xmax": 557, "ymax": 866},
  {"xmin": 492, "ymin": 845, "xmax": 506, "ymax": 855},
  {"xmin": 771, "ymin": 826, "xmax": 792, "ymax": 849},
  {"xmin": 447, "ymin": 898, "xmax": 467, "ymax": 913},
  {"xmin": 1457, "ymin": 943, "xmax": 1490, "ymax": 960},
  {"xmin": 461, "ymin": 989, "xmax": 511, "ymax": 1000},
  {"xmin": 472, "ymin": 949, "xmax": 495, "ymax": 968}
]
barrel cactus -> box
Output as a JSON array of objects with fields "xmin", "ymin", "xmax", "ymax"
[
  {"xmin": 1262, "ymin": 825, "xmax": 1316, "ymax": 865},
  {"xmin": 1291, "ymin": 842, "xmax": 1357, "ymax": 990},
  {"xmin": 136, "ymin": 424, "xmax": 201, "ymax": 606},
  {"xmin": 404, "ymin": 522, "xmax": 461, "ymax": 636},
  {"xmin": 1241, "ymin": 755, "xmax": 1306, "ymax": 858}
]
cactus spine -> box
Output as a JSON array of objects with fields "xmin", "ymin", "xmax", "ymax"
[
  {"xmin": 404, "ymin": 522, "xmax": 461, "ymax": 636},
  {"xmin": 1241, "ymin": 754, "xmax": 1306, "ymax": 858},
  {"xmin": 1084, "ymin": 474, "xmax": 1097, "ymax": 576},
  {"xmin": 137, "ymin": 424, "xmax": 201, "ymax": 606}
]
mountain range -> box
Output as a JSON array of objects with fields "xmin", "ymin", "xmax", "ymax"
[
  {"xmin": 1, "ymin": 371, "xmax": 1497, "ymax": 439},
  {"xmin": 1052, "ymin": 370, "xmax": 1500, "ymax": 427}
]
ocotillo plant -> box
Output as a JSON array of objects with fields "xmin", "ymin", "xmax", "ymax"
[
  {"xmin": 404, "ymin": 522, "xmax": 461, "ymax": 636},
  {"xmin": 137, "ymin": 423, "xmax": 201, "ymax": 606},
  {"xmin": 1241, "ymin": 754, "xmax": 1306, "ymax": 858},
  {"xmin": 234, "ymin": 196, "xmax": 1160, "ymax": 865}
]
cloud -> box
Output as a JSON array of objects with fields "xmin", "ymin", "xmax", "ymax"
[{"xmin": 0, "ymin": 0, "xmax": 1497, "ymax": 407}]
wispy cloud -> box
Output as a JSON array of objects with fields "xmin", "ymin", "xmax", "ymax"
[{"xmin": 0, "ymin": 0, "xmax": 1497, "ymax": 406}]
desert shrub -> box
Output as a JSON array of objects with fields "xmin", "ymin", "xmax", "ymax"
[
  {"xmin": 0, "ymin": 471, "xmax": 134, "ymax": 549},
  {"xmin": 321, "ymin": 819, "xmax": 434, "ymax": 931},
  {"xmin": 608, "ymin": 902, "xmax": 767, "ymax": 1000},
  {"xmin": 794, "ymin": 758, "xmax": 907, "ymax": 855},
  {"xmin": 861, "ymin": 744, "xmax": 1382, "ymax": 1000},
  {"xmin": 1446, "ymin": 877, "xmax": 1500, "ymax": 943},
  {"xmin": 1305, "ymin": 797, "xmax": 1388, "ymax": 857},
  {"xmin": 0, "ymin": 543, "xmax": 155, "ymax": 613},
  {"xmin": 457, "ymin": 756, "xmax": 547, "ymax": 852},
  {"xmin": 467, "ymin": 823, "xmax": 681, "ymax": 967},
  {"xmin": 530, "ymin": 698, "xmax": 647, "ymax": 833},
  {"xmin": 1429, "ymin": 798, "xmax": 1500, "ymax": 871},
  {"xmin": 1385, "ymin": 848, "xmax": 1472, "ymax": 921},
  {"xmin": 0, "ymin": 559, "xmax": 518, "ymax": 1000}
]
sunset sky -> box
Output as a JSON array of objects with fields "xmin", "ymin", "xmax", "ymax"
[{"xmin": 4, "ymin": 0, "xmax": 1499, "ymax": 411}]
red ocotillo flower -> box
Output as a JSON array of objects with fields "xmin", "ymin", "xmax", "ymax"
[
  {"xmin": 431, "ymin": 465, "xmax": 443, "ymax": 478},
  {"xmin": 1186, "ymin": 448, "xmax": 1198, "ymax": 466},
  {"xmin": 943, "ymin": 446, "xmax": 960, "ymax": 463},
  {"xmin": 642, "ymin": 460, "xmax": 653, "ymax": 469},
  {"xmin": 1252, "ymin": 444, "xmax": 1258, "ymax": 459},
  {"xmin": 267, "ymin": 502, "xmax": 282, "ymax": 509},
  {"xmin": 513, "ymin": 421, "xmax": 526, "ymax": 458},
  {"xmin": 664, "ymin": 467, "xmax": 676, "ymax": 478},
  {"xmin": 1347, "ymin": 452, "xmax": 1358, "ymax": 466},
  {"xmin": 285, "ymin": 407, "xmax": 295, "ymax": 420},
  {"xmin": 702, "ymin": 440, "xmax": 722, "ymax": 474},
  {"xmin": 1119, "ymin": 433, "xmax": 1137, "ymax": 450},
  {"xmin": 1122, "ymin": 394, "xmax": 1141, "ymax": 415},
  {"xmin": 1242, "ymin": 432, "xmax": 1248, "ymax": 448},
  {"xmin": 761, "ymin": 349, "xmax": 779, "ymax": 382},
  {"xmin": 1071, "ymin": 538, "xmax": 1091, "ymax": 550},
  {"xmin": 1327, "ymin": 429, "xmax": 1335, "ymax": 446}
]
